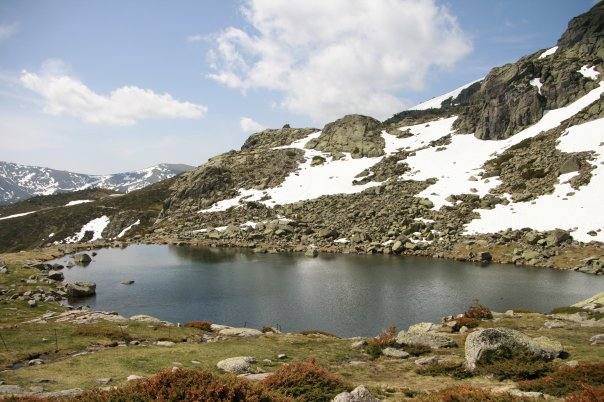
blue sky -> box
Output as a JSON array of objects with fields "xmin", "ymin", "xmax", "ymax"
[{"xmin": 0, "ymin": 0, "xmax": 597, "ymax": 173}]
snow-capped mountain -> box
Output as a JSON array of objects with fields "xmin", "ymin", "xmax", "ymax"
[{"xmin": 0, "ymin": 162, "xmax": 194, "ymax": 205}]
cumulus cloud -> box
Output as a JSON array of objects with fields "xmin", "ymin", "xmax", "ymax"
[
  {"xmin": 207, "ymin": 0, "xmax": 472, "ymax": 123},
  {"xmin": 20, "ymin": 61, "xmax": 207, "ymax": 125},
  {"xmin": 240, "ymin": 116, "xmax": 265, "ymax": 133},
  {"xmin": 0, "ymin": 22, "xmax": 18, "ymax": 41}
]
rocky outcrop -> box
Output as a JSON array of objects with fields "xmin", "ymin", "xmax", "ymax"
[
  {"xmin": 242, "ymin": 127, "xmax": 318, "ymax": 150},
  {"xmin": 306, "ymin": 115, "xmax": 384, "ymax": 158},
  {"xmin": 464, "ymin": 327, "xmax": 565, "ymax": 371},
  {"xmin": 454, "ymin": 2, "xmax": 602, "ymax": 140},
  {"xmin": 396, "ymin": 330, "xmax": 456, "ymax": 349},
  {"xmin": 64, "ymin": 282, "xmax": 96, "ymax": 299},
  {"xmin": 166, "ymin": 147, "xmax": 304, "ymax": 211},
  {"xmin": 557, "ymin": 2, "xmax": 604, "ymax": 56},
  {"xmin": 218, "ymin": 327, "xmax": 263, "ymax": 337},
  {"xmin": 483, "ymin": 127, "xmax": 595, "ymax": 201}
]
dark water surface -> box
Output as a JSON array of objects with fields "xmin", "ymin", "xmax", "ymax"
[{"xmin": 58, "ymin": 245, "xmax": 603, "ymax": 336}]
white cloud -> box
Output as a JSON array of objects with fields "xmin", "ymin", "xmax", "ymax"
[
  {"xmin": 240, "ymin": 116, "xmax": 265, "ymax": 133},
  {"xmin": 187, "ymin": 34, "xmax": 205, "ymax": 43},
  {"xmin": 207, "ymin": 0, "xmax": 471, "ymax": 123},
  {"xmin": 0, "ymin": 22, "xmax": 18, "ymax": 41},
  {"xmin": 20, "ymin": 61, "xmax": 207, "ymax": 125}
]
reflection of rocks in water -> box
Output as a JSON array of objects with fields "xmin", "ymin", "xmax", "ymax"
[
  {"xmin": 168, "ymin": 245, "xmax": 300, "ymax": 265},
  {"xmin": 168, "ymin": 246, "xmax": 239, "ymax": 264}
]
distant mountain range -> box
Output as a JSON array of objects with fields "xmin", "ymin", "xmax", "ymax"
[{"xmin": 0, "ymin": 162, "xmax": 194, "ymax": 205}]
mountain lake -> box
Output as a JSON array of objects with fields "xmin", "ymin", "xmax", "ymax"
[{"xmin": 56, "ymin": 244, "xmax": 603, "ymax": 337}]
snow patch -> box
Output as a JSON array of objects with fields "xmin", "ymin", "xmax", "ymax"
[
  {"xmin": 529, "ymin": 78, "xmax": 543, "ymax": 95},
  {"xmin": 0, "ymin": 211, "xmax": 36, "ymax": 220},
  {"xmin": 65, "ymin": 199, "xmax": 92, "ymax": 206},
  {"xmin": 578, "ymin": 65, "xmax": 600, "ymax": 80},
  {"xmin": 199, "ymin": 130, "xmax": 383, "ymax": 212},
  {"xmin": 465, "ymin": 117, "xmax": 604, "ymax": 243},
  {"xmin": 538, "ymin": 46, "xmax": 558, "ymax": 59},
  {"xmin": 409, "ymin": 79, "xmax": 482, "ymax": 111},
  {"xmin": 64, "ymin": 216, "xmax": 110, "ymax": 243},
  {"xmin": 334, "ymin": 238, "xmax": 349, "ymax": 244},
  {"xmin": 117, "ymin": 219, "xmax": 140, "ymax": 238},
  {"xmin": 402, "ymin": 82, "xmax": 604, "ymax": 210}
]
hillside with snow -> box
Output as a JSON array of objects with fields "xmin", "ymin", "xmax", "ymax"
[
  {"xmin": 0, "ymin": 3, "xmax": 602, "ymax": 274},
  {"xmin": 0, "ymin": 162, "xmax": 194, "ymax": 205}
]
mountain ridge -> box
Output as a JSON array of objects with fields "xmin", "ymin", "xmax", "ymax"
[{"xmin": 0, "ymin": 161, "xmax": 194, "ymax": 205}]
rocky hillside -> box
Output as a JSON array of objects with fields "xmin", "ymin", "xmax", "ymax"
[
  {"xmin": 0, "ymin": 162, "xmax": 194, "ymax": 205},
  {"xmin": 0, "ymin": 4, "xmax": 602, "ymax": 273},
  {"xmin": 156, "ymin": 3, "xmax": 603, "ymax": 269}
]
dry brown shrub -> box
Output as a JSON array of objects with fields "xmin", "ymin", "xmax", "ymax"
[{"xmin": 261, "ymin": 359, "xmax": 349, "ymax": 402}]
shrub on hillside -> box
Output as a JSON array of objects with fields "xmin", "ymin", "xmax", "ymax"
[
  {"xmin": 518, "ymin": 363, "xmax": 604, "ymax": 397},
  {"xmin": 452, "ymin": 316, "xmax": 480, "ymax": 331},
  {"xmin": 476, "ymin": 348, "xmax": 552, "ymax": 381},
  {"xmin": 261, "ymin": 359, "xmax": 349, "ymax": 402},
  {"xmin": 416, "ymin": 385, "xmax": 534, "ymax": 401},
  {"xmin": 565, "ymin": 385, "xmax": 604, "ymax": 402},
  {"xmin": 364, "ymin": 326, "xmax": 398, "ymax": 358},
  {"xmin": 184, "ymin": 320, "xmax": 212, "ymax": 331},
  {"xmin": 415, "ymin": 361, "xmax": 473, "ymax": 380},
  {"xmin": 400, "ymin": 343, "xmax": 431, "ymax": 356},
  {"xmin": 464, "ymin": 299, "xmax": 493, "ymax": 319},
  {"xmin": 73, "ymin": 368, "xmax": 290, "ymax": 401}
]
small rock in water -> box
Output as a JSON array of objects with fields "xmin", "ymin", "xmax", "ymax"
[
  {"xmin": 121, "ymin": 280, "xmax": 135, "ymax": 285},
  {"xmin": 47, "ymin": 271, "xmax": 64, "ymax": 281},
  {"xmin": 73, "ymin": 253, "xmax": 92, "ymax": 264},
  {"xmin": 304, "ymin": 247, "xmax": 318, "ymax": 258}
]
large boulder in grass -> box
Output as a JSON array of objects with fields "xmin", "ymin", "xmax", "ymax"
[
  {"xmin": 332, "ymin": 385, "xmax": 381, "ymax": 402},
  {"xmin": 396, "ymin": 330, "xmax": 456, "ymax": 349},
  {"xmin": 216, "ymin": 356, "xmax": 256, "ymax": 374},
  {"xmin": 464, "ymin": 327, "xmax": 565, "ymax": 371},
  {"xmin": 218, "ymin": 327, "xmax": 263, "ymax": 337}
]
